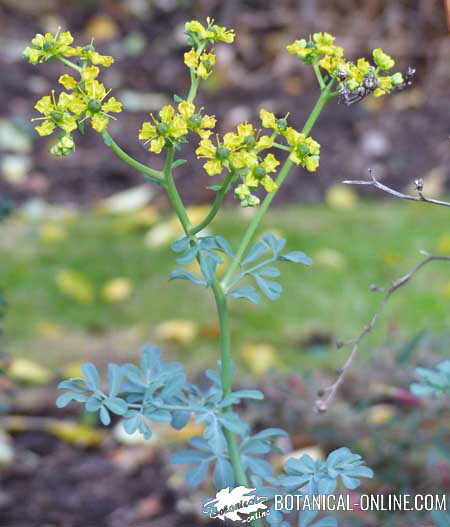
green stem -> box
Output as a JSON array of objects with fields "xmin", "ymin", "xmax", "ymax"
[
  {"xmin": 58, "ymin": 56, "xmax": 82, "ymax": 73},
  {"xmin": 221, "ymin": 82, "xmax": 333, "ymax": 290},
  {"xmin": 164, "ymin": 148, "xmax": 192, "ymax": 232},
  {"xmin": 211, "ymin": 281, "xmax": 261, "ymax": 527},
  {"xmin": 102, "ymin": 131, "xmax": 163, "ymax": 183},
  {"xmin": 313, "ymin": 62, "xmax": 325, "ymax": 90},
  {"xmin": 190, "ymin": 171, "xmax": 235, "ymax": 235},
  {"xmin": 163, "ymin": 149, "xmax": 260, "ymax": 526}
]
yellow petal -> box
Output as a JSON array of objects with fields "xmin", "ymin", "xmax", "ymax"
[
  {"xmin": 60, "ymin": 116, "xmax": 78, "ymax": 133},
  {"xmin": 237, "ymin": 122, "xmax": 254, "ymax": 138},
  {"xmin": 259, "ymin": 108, "xmax": 276, "ymax": 129},
  {"xmin": 255, "ymin": 135, "xmax": 273, "ymax": 151},
  {"xmin": 35, "ymin": 120, "xmax": 55, "ymax": 136},
  {"xmin": 159, "ymin": 105, "xmax": 175, "ymax": 123},
  {"xmin": 195, "ymin": 138, "xmax": 216, "ymax": 158},
  {"xmin": 304, "ymin": 156, "xmax": 319, "ymax": 172},
  {"xmin": 139, "ymin": 121, "xmax": 156, "ymax": 140},
  {"xmin": 261, "ymin": 176, "xmax": 278, "ymax": 192},
  {"xmin": 69, "ymin": 95, "xmax": 87, "ymax": 115},
  {"xmin": 90, "ymin": 51, "xmax": 114, "ymax": 67},
  {"xmin": 149, "ymin": 136, "xmax": 165, "ymax": 153},
  {"xmin": 200, "ymin": 114, "xmax": 216, "ymax": 129},
  {"xmin": 261, "ymin": 153, "xmax": 280, "ymax": 173},
  {"xmin": 34, "ymin": 95, "xmax": 53, "ymax": 115},
  {"xmin": 91, "ymin": 114, "xmax": 109, "ymax": 132},
  {"xmin": 58, "ymin": 74, "xmax": 78, "ymax": 90},
  {"xmin": 81, "ymin": 65, "xmax": 100, "ymax": 81},
  {"xmin": 170, "ymin": 114, "xmax": 188, "ymax": 138},
  {"xmin": 102, "ymin": 96, "xmax": 122, "ymax": 113},
  {"xmin": 58, "ymin": 31, "xmax": 74, "ymax": 46},
  {"xmin": 183, "ymin": 48, "xmax": 198, "ymax": 69},
  {"xmin": 204, "ymin": 159, "xmax": 223, "ymax": 176},
  {"xmin": 178, "ymin": 101, "xmax": 195, "ymax": 119}
]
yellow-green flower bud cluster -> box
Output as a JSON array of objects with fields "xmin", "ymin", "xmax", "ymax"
[
  {"xmin": 287, "ymin": 32, "xmax": 406, "ymax": 102},
  {"xmin": 25, "ymin": 30, "xmax": 122, "ymax": 155},
  {"xmin": 183, "ymin": 18, "xmax": 234, "ymax": 80},
  {"xmin": 139, "ymin": 101, "xmax": 216, "ymax": 153}
]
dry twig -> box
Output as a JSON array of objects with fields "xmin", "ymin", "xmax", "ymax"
[
  {"xmin": 315, "ymin": 253, "xmax": 450, "ymax": 413},
  {"xmin": 343, "ymin": 169, "xmax": 450, "ymax": 208}
]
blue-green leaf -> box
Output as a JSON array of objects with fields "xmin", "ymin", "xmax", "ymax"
[
  {"xmin": 169, "ymin": 269, "xmax": 205, "ymax": 286},
  {"xmin": 108, "ymin": 364, "xmax": 122, "ymax": 397},
  {"xmin": 229, "ymin": 285, "xmax": 260, "ymax": 304},
  {"xmin": 170, "ymin": 449, "xmax": 211, "ymax": 464},
  {"xmin": 262, "ymin": 233, "xmax": 286, "ymax": 255},
  {"xmin": 214, "ymin": 236, "xmax": 234, "ymax": 257},
  {"xmin": 104, "ymin": 396, "xmax": 128, "ymax": 415},
  {"xmin": 257, "ymin": 266, "xmax": 281, "ymax": 278},
  {"xmin": 255, "ymin": 276, "xmax": 282, "ymax": 300},
  {"xmin": 171, "ymin": 236, "xmax": 190, "ymax": 253},
  {"xmin": 186, "ymin": 460, "xmax": 210, "ymax": 487},
  {"xmin": 171, "ymin": 410, "xmax": 191, "ymax": 430},
  {"xmin": 279, "ymin": 251, "xmax": 313, "ymax": 266},
  {"xmin": 242, "ymin": 242, "xmax": 269, "ymax": 266},
  {"xmin": 56, "ymin": 392, "xmax": 88, "ymax": 408},
  {"xmin": 176, "ymin": 246, "xmax": 199, "ymax": 264},
  {"xmin": 99, "ymin": 406, "xmax": 111, "ymax": 425},
  {"xmin": 81, "ymin": 363, "xmax": 101, "ymax": 392},
  {"xmin": 213, "ymin": 457, "xmax": 235, "ymax": 489}
]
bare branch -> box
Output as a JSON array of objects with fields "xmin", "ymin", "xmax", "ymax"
[
  {"xmin": 343, "ymin": 168, "xmax": 450, "ymax": 208},
  {"xmin": 315, "ymin": 253, "xmax": 450, "ymax": 413}
]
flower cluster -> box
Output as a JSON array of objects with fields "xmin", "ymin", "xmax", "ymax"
[
  {"xmin": 184, "ymin": 49, "xmax": 216, "ymax": 80},
  {"xmin": 138, "ymin": 101, "xmax": 216, "ymax": 153},
  {"xmin": 195, "ymin": 122, "xmax": 279, "ymax": 207},
  {"xmin": 185, "ymin": 18, "xmax": 235, "ymax": 45},
  {"xmin": 260, "ymin": 109, "xmax": 321, "ymax": 172},
  {"xmin": 23, "ymin": 29, "xmax": 75, "ymax": 65},
  {"xmin": 24, "ymin": 30, "xmax": 121, "ymax": 155},
  {"xmin": 287, "ymin": 32, "xmax": 411, "ymax": 104},
  {"xmin": 183, "ymin": 18, "xmax": 234, "ymax": 80}
]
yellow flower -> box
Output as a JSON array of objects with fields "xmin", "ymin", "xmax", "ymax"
[
  {"xmin": 195, "ymin": 133, "xmax": 243, "ymax": 176},
  {"xmin": 23, "ymin": 29, "xmax": 75, "ymax": 64},
  {"xmin": 184, "ymin": 48, "xmax": 216, "ymax": 79},
  {"xmin": 32, "ymin": 91, "xmax": 77, "ymax": 136},
  {"xmin": 285, "ymin": 128, "xmax": 320, "ymax": 172},
  {"xmin": 312, "ymin": 32, "xmax": 343, "ymax": 57},
  {"xmin": 72, "ymin": 79, "xmax": 122, "ymax": 132},
  {"xmin": 185, "ymin": 18, "xmax": 234, "ymax": 43},
  {"xmin": 373, "ymin": 48, "xmax": 394, "ymax": 71},
  {"xmin": 139, "ymin": 105, "xmax": 188, "ymax": 153},
  {"xmin": 178, "ymin": 101, "xmax": 216, "ymax": 138},
  {"xmin": 287, "ymin": 32, "xmax": 342, "ymax": 63},
  {"xmin": 287, "ymin": 39, "xmax": 313, "ymax": 60},
  {"xmin": 184, "ymin": 48, "xmax": 198, "ymax": 69},
  {"xmin": 82, "ymin": 65, "xmax": 100, "ymax": 80},
  {"xmin": 374, "ymin": 76, "xmax": 393, "ymax": 97},
  {"xmin": 259, "ymin": 108, "xmax": 289, "ymax": 135},
  {"xmin": 65, "ymin": 45, "xmax": 114, "ymax": 67},
  {"xmin": 58, "ymin": 74, "xmax": 78, "ymax": 90}
]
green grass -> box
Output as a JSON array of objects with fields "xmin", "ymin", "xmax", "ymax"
[{"xmin": 2, "ymin": 199, "xmax": 450, "ymax": 370}]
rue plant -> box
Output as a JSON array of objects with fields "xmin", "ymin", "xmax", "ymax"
[{"xmin": 23, "ymin": 21, "xmax": 414, "ymax": 526}]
